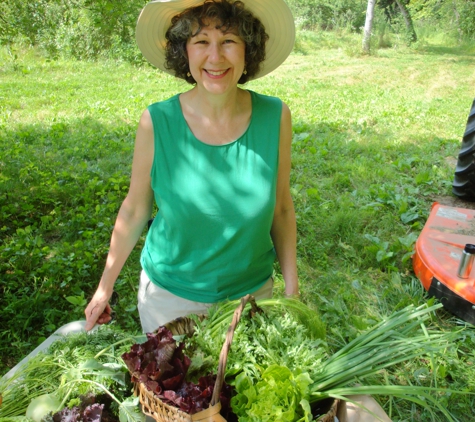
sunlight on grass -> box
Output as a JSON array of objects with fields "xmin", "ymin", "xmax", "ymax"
[{"xmin": 1, "ymin": 30, "xmax": 475, "ymax": 420}]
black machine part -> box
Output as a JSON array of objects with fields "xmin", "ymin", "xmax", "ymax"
[
  {"xmin": 428, "ymin": 277, "xmax": 475, "ymax": 325},
  {"xmin": 453, "ymin": 98, "xmax": 475, "ymax": 201}
]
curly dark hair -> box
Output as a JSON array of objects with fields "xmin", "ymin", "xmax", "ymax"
[{"xmin": 164, "ymin": 0, "xmax": 268, "ymax": 84}]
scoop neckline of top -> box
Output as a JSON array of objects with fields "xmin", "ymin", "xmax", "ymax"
[{"xmin": 176, "ymin": 89, "xmax": 254, "ymax": 147}]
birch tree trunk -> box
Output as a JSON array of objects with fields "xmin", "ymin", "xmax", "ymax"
[
  {"xmin": 362, "ymin": 0, "xmax": 376, "ymax": 53},
  {"xmin": 452, "ymin": 0, "xmax": 463, "ymax": 40}
]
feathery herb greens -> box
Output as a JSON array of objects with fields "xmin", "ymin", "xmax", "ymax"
[{"xmin": 0, "ymin": 325, "xmax": 144, "ymax": 421}]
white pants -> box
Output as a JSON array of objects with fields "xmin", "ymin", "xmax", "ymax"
[{"xmin": 137, "ymin": 270, "xmax": 274, "ymax": 333}]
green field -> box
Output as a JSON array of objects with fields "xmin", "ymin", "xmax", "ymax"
[{"xmin": 1, "ymin": 31, "xmax": 475, "ymax": 420}]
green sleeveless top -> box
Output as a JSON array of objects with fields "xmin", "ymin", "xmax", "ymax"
[{"xmin": 140, "ymin": 90, "xmax": 282, "ymax": 302}]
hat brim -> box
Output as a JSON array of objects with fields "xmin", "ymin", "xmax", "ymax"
[{"xmin": 135, "ymin": 0, "xmax": 295, "ymax": 80}]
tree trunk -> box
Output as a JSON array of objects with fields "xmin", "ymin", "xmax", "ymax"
[
  {"xmin": 452, "ymin": 0, "xmax": 463, "ymax": 40},
  {"xmin": 362, "ymin": 0, "xmax": 376, "ymax": 53},
  {"xmin": 394, "ymin": 0, "xmax": 417, "ymax": 43}
]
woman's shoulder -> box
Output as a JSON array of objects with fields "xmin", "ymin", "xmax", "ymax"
[
  {"xmin": 147, "ymin": 93, "xmax": 181, "ymax": 111},
  {"xmin": 146, "ymin": 94, "xmax": 183, "ymax": 125},
  {"xmin": 248, "ymin": 89, "xmax": 282, "ymax": 104},
  {"xmin": 248, "ymin": 90, "xmax": 285, "ymax": 117}
]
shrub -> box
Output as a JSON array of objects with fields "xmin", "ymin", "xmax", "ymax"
[
  {"xmin": 408, "ymin": 0, "xmax": 475, "ymax": 41},
  {"xmin": 285, "ymin": 0, "xmax": 367, "ymax": 31},
  {"xmin": 0, "ymin": 0, "xmax": 147, "ymax": 61}
]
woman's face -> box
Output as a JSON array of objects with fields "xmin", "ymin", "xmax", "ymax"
[{"xmin": 186, "ymin": 20, "xmax": 246, "ymax": 95}]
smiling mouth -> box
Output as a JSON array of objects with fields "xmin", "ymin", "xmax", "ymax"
[{"xmin": 205, "ymin": 69, "xmax": 228, "ymax": 76}]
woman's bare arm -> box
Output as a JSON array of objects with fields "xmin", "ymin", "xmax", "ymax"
[
  {"xmin": 84, "ymin": 109, "xmax": 155, "ymax": 330},
  {"xmin": 271, "ymin": 102, "xmax": 299, "ymax": 297}
]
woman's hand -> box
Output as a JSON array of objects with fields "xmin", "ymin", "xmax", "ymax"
[
  {"xmin": 84, "ymin": 292, "xmax": 113, "ymax": 331},
  {"xmin": 284, "ymin": 290, "xmax": 300, "ymax": 299}
]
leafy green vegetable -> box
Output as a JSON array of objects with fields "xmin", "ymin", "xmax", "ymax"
[
  {"xmin": 201, "ymin": 298, "xmax": 325, "ymax": 342},
  {"xmin": 223, "ymin": 310, "xmax": 326, "ymax": 383},
  {"xmin": 232, "ymin": 366, "xmax": 313, "ymax": 421},
  {"xmin": 0, "ymin": 325, "xmax": 142, "ymax": 421},
  {"xmin": 118, "ymin": 397, "xmax": 144, "ymax": 422},
  {"xmin": 25, "ymin": 394, "xmax": 61, "ymax": 422},
  {"xmin": 184, "ymin": 299, "xmax": 327, "ymax": 420}
]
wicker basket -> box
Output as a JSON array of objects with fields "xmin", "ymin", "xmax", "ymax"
[
  {"xmin": 133, "ymin": 294, "xmax": 339, "ymax": 422},
  {"xmin": 313, "ymin": 397, "xmax": 340, "ymax": 422},
  {"xmin": 134, "ymin": 294, "xmax": 259, "ymax": 421},
  {"xmin": 135, "ymin": 382, "xmax": 224, "ymax": 421}
]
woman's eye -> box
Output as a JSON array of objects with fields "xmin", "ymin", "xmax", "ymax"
[{"xmin": 223, "ymin": 39, "xmax": 235, "ymax": 44}]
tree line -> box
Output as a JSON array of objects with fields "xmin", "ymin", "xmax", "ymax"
[{"xmin": 0, "ymin": 0, "xmax": 474, "ymax": 62}]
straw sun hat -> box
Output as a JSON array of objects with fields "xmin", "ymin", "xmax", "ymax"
[{"xmin": 135, "ymin": 0, "xmax": 295, "ymax": 80}]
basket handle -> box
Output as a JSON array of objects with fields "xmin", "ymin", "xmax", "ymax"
[{"xmin": 210, "ymin": 294, "xmax": 261, "ymax": 406}]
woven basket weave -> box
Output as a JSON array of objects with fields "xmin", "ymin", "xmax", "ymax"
[
  {"xmin": 313, "ymin": 397, "xmax": 340, "ymax": 422},
  {"xmin": 133, "ymin": 294, "xmax": 338, "ymax": 421}
]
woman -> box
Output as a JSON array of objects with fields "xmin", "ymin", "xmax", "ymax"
[
  {"xmin": 84, "ymin": 2, "xmax": 392, "ymax": 420},
  {"xmin": 84, "ymin": 0, "xmax": 299, "ymax": 333}
]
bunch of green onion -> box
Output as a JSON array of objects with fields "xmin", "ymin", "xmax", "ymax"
[{"xmin": 307, "ymin": 302, "xmax": 462, "ymax": 420}]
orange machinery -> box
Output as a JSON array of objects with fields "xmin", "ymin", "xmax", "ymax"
[{"xmin": 413, "ymin": 202, "xmax": 475, "ymax": 324}]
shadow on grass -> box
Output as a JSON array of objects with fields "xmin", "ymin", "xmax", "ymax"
[
  {"xmin": 0, "ymin": 118, "xmax": 138, "ymax": 376},
  {"xmin": 0, "ymin": 114, "xmax": 465, "ymax": 378},
  {"xmin": 415, "ymin": 44, "xmax": 475, "ymax": 64},
  {"xmin": 289, "ymin": 117, "xmax": 461, "ymax": 322}
]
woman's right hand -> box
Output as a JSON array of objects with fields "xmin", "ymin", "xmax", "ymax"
[{"xmin": 84, "ymin": 291, "xmax": 113, "ymax": 331}]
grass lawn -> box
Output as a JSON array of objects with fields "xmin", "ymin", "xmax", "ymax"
[{"xmin": 1, "ymin": 31, "xmax": 475, "ymax": 420}]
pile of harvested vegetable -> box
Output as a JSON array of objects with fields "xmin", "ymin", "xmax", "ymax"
[
  {"xmin": 0, "ymin": 325, "xmax": 144, "ymax": 422},
  {"xmin": 0, "ymin": 297, "xmax": 469, "ymax": 422},
  {"xmin": 122, "ymin": 297, "xmax": 467, "ymax": 421},
  {"xmin": 192, "ymin": 299, "xmax": 467, "ymax": 421}
]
